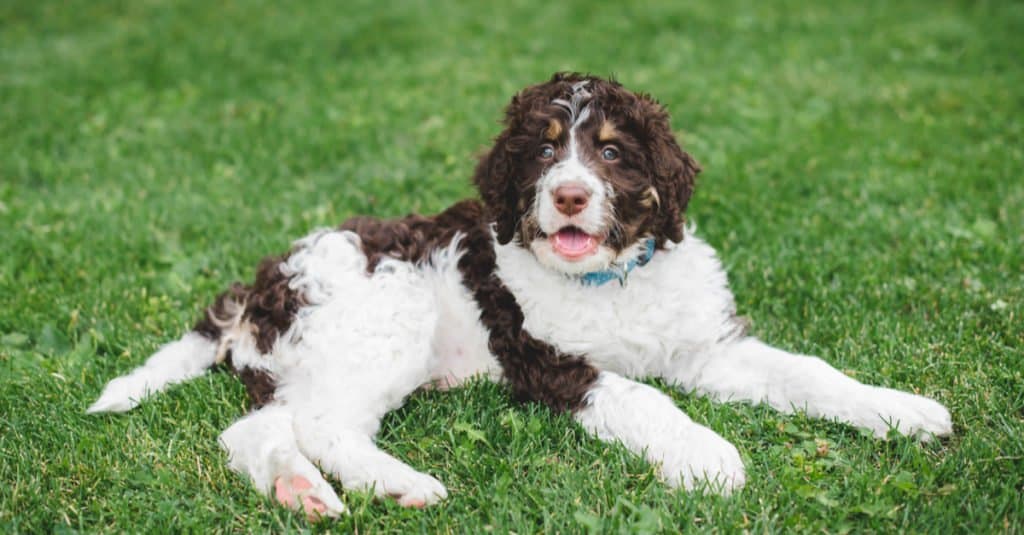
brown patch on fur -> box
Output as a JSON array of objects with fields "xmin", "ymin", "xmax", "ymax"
[
  {"xmin": 195, "ymin": 254, "xmax": 305, "ymax": 355},
  {"xmin": 338, "ymin": 204, "xmax": 469, "ymax": 270},
  {"xmin": 223, "ymin": 350, "xmax": 277, "ymax": 408},
  {"xmin": 193, "ymin": 284, "xmax": 247, "ymax": 341},
  {"xmin": 193, "ymin": 251, "xmax": 305, "ymax": 405},
  {"xmin": 452, "ymin": 215, "xmax": 600, "ymax": 412},
  {"xmin": 341, "ymin": 200, "xmax": 600, "ymax": 412},
  {"xmin": 237, "ymin": 367, "xmax": 276, "ymax": 408},
  {"xmin": 598, "ymin": 120, "xmax": 618, "ymax": 142},
  {"xmin": 246, "ymin": 254, "xmax": 308, "ymax": 354},
  {"xmin": 544, "ymin": 118, "xmax": 563, "ymax": 141}
]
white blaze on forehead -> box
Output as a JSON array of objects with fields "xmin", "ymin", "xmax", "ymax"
[
  {"xmin": 534, "ymin": 80, "xmax": 609, "ymax": 239},
  {"xmin": 549, "ymin": 79, "xmax": 595, "ymax": 164},
  {"xmin": 550, "ymin": 79, "xmax": 595, "ymax": 166},
  {"xmin": 551, "ymin": 80, "xmax": 592, "ymax": 126},
  {"xmin": 566, "ymin": 105, "xmax": 591, "ymax": 161}
]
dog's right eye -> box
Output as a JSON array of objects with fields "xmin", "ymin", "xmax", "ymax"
[{"xmin": 539, "ymin": 145, "xmax": 555, "ymax": 160}]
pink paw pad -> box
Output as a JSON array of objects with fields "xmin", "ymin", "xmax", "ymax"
[
  {"xmin": 398, "ymin": 496, "xmax": 427, "ymax": 508},
  {"xmin": 275, "ymin": 475, "xmax": 327, "ymax": 519}
]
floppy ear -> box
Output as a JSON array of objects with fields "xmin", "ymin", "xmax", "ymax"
[
  {"xmin": 638, "ymin": 97, "xmax": 701, "ymax": 244},
  {"xmin": 473, "ymin": 129, "xmax": 519, "ymax": 245},
  {"xmin": 652, "ymin": 136, "xmax": 700, "ymax": 244}
]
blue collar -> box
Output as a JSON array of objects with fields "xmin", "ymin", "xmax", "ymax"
[{"xmin": 578, "ymin": 238, "xmax": 657, "ymax": 287}]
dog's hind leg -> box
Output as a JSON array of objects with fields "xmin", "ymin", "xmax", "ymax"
[
  {"xmin": 88, "ymin": 332, "xmax": 218, "ymax": 413},
  {"xmin": 291, "ymin": 410, "xmax": 448, "ymax": 508},
  {"xmin": 89, "ymin": 280, "xmax": 248, "ymax": 414},
  {"xmin": 264, "ymin": 240, "xmax": 447, "ymax": 507},
  {"xmin": 219, "ymin": 405, "xmax": 347, "ymax": 518}
]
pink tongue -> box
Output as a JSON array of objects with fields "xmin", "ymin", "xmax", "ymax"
[{"xmin": 553, "ymin": 228, "xmax": 595, "ymax": 255}]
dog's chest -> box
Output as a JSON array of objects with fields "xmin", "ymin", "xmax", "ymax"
[{"xmin": 493, "ymin": 238, "xmax": 737, "ymax": 378}]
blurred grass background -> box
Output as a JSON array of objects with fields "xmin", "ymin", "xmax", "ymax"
[{"xmin": 1, "ymin": 0, "xmax": 1022, "ymax": 532}]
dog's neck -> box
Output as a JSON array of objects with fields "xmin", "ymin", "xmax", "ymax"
[{"xmin": 577, "ymin": 238, "xmax": 657, "ymax": 287}]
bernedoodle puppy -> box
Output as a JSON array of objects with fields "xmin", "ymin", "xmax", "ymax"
[{"xmin": 89, "ymin": 73, "xmax": 952, "ymax": 517}]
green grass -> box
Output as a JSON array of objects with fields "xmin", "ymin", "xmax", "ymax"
[{"xmin": 2, "ymin": 0, "xmax": 1022, "ymax": 532}]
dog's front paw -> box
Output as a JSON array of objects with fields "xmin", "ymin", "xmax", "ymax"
[
  {"xmin": 656, "ymin": 424, "xmax": 746, "ymax": 495},
  {"xmin": 377, "ymin": 469, "xmax": 448, "ymax": 508},
  {"xmin": 274, "ymin": 473, "xmax": 348, "ymax": 519},
  {"xmin": 575, "ymin": 372, "xmax": 746, "ymax": 495},
  {"xmin": 860, "ymin": 387, "xmax": 953, "ymax": 441}
]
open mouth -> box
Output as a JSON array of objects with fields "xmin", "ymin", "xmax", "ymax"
[{"xmin": 550, "ymin": 226, "xmax": 602, "ymax": 260}]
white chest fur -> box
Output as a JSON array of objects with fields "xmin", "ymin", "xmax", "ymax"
[{"xmin": 494, "ymin": 231, "xmax": 741, "ymax": 380}]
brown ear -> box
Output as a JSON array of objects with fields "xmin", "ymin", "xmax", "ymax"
[
  {"xmin": 652, "ymin": 139, "xmax": 700, "ymax": 243},
  {"xmin": 638, "ymin": 96, "xmax": 700, "ymax": 244},
  {"xmin": 473, "ymin": 129, "xmax": 519, "ymax": 244}
]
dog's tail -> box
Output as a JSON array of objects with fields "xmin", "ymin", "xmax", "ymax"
[{"xmin": 87, "ymin": 289, "xmax": 246, "ymax": 414}]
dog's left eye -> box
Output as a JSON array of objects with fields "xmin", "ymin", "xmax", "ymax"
[
  {"xmin": 601, "ymin": 146, "xmax": 620, "ymax": 161},
  {"xmin": 539, "ymin": 145, "xmax": 555, "ymax": 160}
]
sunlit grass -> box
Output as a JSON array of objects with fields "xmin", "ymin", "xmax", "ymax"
[{"xmin": 1, "ymin": 0, "xmax": 1021, "ymax": 531}]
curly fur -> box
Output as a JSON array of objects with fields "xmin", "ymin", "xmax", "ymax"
[{"xmin": 89, "ymin": 73, "xmax": 953, "ymax": 516}]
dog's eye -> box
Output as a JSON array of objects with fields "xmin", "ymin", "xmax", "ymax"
[
  {"xmin": 539, "ymin": 144, "xmax": 555, "ymax": 160},
  {"xmin": 601, "ymin": 146, "xmax": 620, "ymax": 161}
]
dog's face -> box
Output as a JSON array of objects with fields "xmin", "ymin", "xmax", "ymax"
[{"xmin": 474, "ymin": 73, "xmax": 701, "ymax": 275}]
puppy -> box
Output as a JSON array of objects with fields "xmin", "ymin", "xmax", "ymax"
[{"xmin": 90, "ymin": 73, "xmax": 953, "ymax": 517}]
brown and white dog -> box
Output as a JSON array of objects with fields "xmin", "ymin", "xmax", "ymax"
[{"xmin": 89, "ymin": 73, "xmax": 952, "ymax": 517}]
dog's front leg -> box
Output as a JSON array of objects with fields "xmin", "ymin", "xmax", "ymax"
[
  {"xmin": 459, "ymin": 233, "xmax": 744, "ymax": 493},
  {"xmin": 574, "ymin": 371, "xmax": 746, "ymax": 493},
  {"xmin": 668, "ymin": 337, "xmax": 953, "ymax": 440}
]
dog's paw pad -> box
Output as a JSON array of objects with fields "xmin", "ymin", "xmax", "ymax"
[
  {"xmin": 275, "ymin": 476, "xmax": 315, "ymax": 512},
  {"xmin": 395, "ymin": 495, "xmax": 427, "ymax": 508},
  {"xmin": 301, "ymin": 494, "xmax": 327, "ymax": 516},
  {"xmin": 274, "ymin": 475, "xmax": 345, "ymax": 519}
]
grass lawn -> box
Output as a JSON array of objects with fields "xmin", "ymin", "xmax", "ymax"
[{"xmin": 2, "ymin": 0, "xmax": 1022, "ymax": 532}]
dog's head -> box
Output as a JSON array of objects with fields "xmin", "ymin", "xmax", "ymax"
[{"xmin": 474, "ymin": 73, "xmax": 700, "ymax": 275}]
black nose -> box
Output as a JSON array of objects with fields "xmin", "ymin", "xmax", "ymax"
[{"xmin": 553, "ymin": 184, "xmax": 590, "ymax": 216}]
